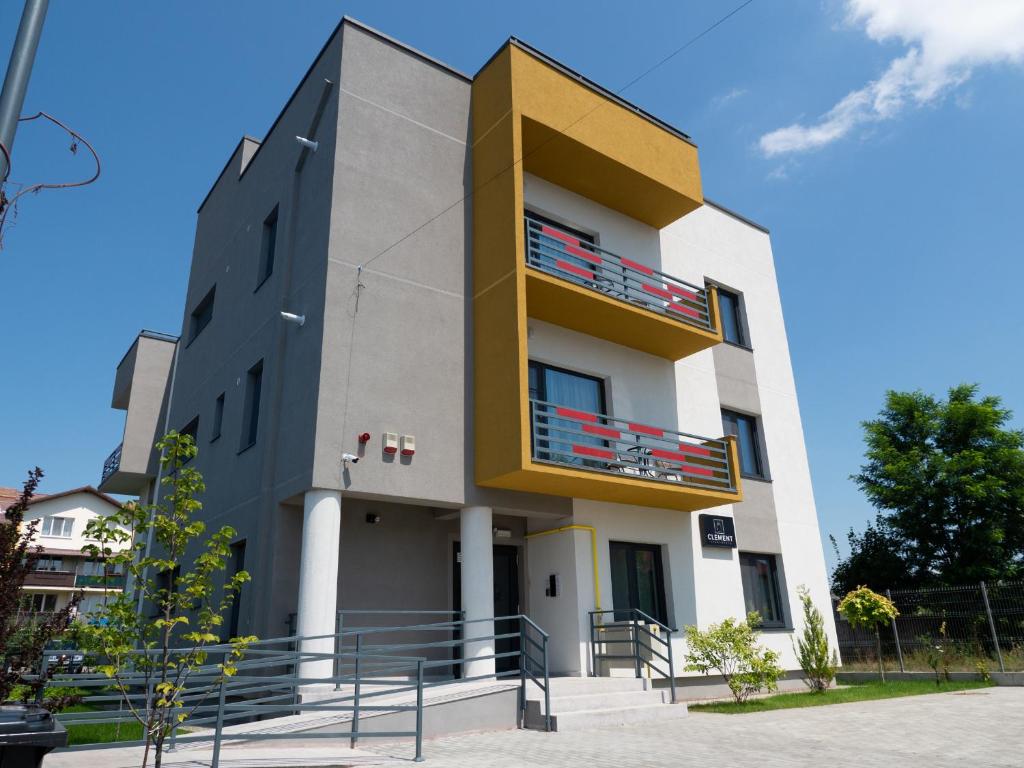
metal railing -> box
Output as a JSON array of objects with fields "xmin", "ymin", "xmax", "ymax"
[
  {"xmin": 100, "ymin": 443, "xmax": 122, "ymax": 485},
  {"xmin": 531, "ymin": 399, "xmax": 737, "ymax": 493},
  {"xmin": 74, "ymin": 573, "xmax": 127, "ymax": 589},
  {"xmin": 525, "ymin": 216, "xmax": 714, "ymax": 332},
  {"xmin": 589, "ymin": 609, "xmax": 677, "ymax": 703}
]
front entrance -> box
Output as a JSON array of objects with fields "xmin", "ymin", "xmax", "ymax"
[
  {"xmin": 609, "ymin": 541, "xmax": 668, "ymax": 625},
  {"xmin": 453, "ymin": 543, "xmax": 521, "ymax": 675}
]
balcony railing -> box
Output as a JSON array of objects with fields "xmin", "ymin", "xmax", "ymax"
[
  {"xmin": 530, "ymin": 399, "xmax": 736, "ymax": 493},
  {"xmin": 75, "ymin": 574, "xmax": 126, "ymax": 589},
  {"xmin": 24, "ymin": 571, "xmax": 76, "ymax": 588},
  {"xmin": 101, "ymin": 442, "xmax": 122, "ymax": 485},
  {"xmin": 525, "ymin": 217, "xmax": 714, "ymax": 332}
]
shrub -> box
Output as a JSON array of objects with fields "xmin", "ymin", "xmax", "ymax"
[
  {"xmin": 837, "ymin": 585, "xmax": 898, "ymax": 682},
  {"xmin": 793, "ymin": 586, "xmax": 838, "ymax": 692},
  {"xmin": 684, "ymin": 612, "xmax": 784, "ymax": 704}
]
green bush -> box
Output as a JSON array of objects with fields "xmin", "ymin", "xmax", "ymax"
[
  {"xmin": 793, "ymin": 586, "xmax": 838, "ymax": 691},
  {"xmin": 684, "ymin": 612, "xmax": 784, "ymax": 704}
]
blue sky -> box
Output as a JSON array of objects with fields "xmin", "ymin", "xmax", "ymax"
[{"xmin": 1, "ymin": 1, "xmax": 1022, "ymax": 570}]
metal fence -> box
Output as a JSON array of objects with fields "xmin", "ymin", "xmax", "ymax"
[{"xmin": 833, "ymin": 580, "xmax": 1024, "ymax": 673}]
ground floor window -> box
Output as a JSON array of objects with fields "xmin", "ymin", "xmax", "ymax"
[
  {"xmin": 739, "ymin": 552, "xmax": 785, "ymax": 628},
  {"xmin": 21, "ymin": 593, "xmax": 57, "ymax": 613},
  {"xmin": 609, "ymin": 541, "xmax": 667, "ymax": 625}
]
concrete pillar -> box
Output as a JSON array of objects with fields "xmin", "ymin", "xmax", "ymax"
[
  {"xmin": 460, "ymin": 506, "xmax": 495, "ymax": 678},
  {"xmin": 296, "ymin": 489, "xmax": 341, "ymax": 682}
]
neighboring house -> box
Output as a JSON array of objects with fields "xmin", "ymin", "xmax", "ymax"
[
  {"xmin": 98, "ymin": 18, "xmax": 837, "ymax": 683},
  {"xmin": 2, "ymin": 486, "xmax": 129, "ymax": 619}
]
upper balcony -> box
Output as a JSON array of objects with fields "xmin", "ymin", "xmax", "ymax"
[{"xmin": 524, "ymin": 216, "xmax": 721, "ymax": 359}]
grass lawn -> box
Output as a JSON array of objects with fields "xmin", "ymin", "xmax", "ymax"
[
  {"xmin": 62, "ymin": 704, "xmax": 145, "ymax": 746},
  {"xmin": 689, "ymin": 679, "xmax": 993, "ymax": 714}
]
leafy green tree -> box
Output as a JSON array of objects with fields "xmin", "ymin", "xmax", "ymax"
[
  {"xmin": 829, "ymin": 522, "xmax": 909, "ymax": 595},
  {"xmin": 836, "ymin": 586, "xmax": 898, "ymax": 682},
  {"xmin": 837, "ymin": 384, "xmax": 1024, "ymax": 591},
  {"xmin": 793, "ymin": 586, "xmax": 838, "ymax": 692},
  {"xmin": 684, "ymin": 612, "xmax": 784, "ymax": 704},
  {"xmin": 81, "ymin": 432, "xmax": 254, "ymax": 768}
]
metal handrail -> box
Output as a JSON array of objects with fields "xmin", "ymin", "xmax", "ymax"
[
  {"xmin": 530, "ymin": 398, "xmax": 737, "ymax": 493},
  {"xmin": 589, "ymin": 608, "xmax": 677, "ymax": 703},
  {"xmin": 525, "ymin": 216, "xmax": 715, "ymax": 332},
  {"xmin": 100, "ymin": 442, "xmax": 122, "ymax": 484}
]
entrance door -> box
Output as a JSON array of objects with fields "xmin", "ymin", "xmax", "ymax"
[
  {"xmin": 609, "ymin": 541, "xmax": 668, "ymax": 625},
  {"xmin": 452, "ymin": 543, "xmax": 521, "ymax": 676}
]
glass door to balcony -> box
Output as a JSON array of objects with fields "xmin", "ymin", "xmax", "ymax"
[{"xmin": 529, "ymin": 361, "xmax": 606, "ymax": 467}]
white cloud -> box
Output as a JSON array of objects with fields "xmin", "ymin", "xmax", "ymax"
[
  {"xmin": 759, "ymin": 0, "xmax": 1024, "ymax": 156},
  {"xmin": 711, "ymin": 87, "xmax": 747, "ymax": 109}
]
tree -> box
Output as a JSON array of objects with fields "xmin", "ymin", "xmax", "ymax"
[
  {"xmin": 837, "ymin": 384, "xmax": 1024, "ymax": 590},
  {"xmin": 683, "ymin": 613, "xmax": 784, "ymax": 704},
  {"xmin": 0, "ymin": 468, "xmax": 79, "ymax": 707},
  {"xmin": 830, "ymin": 522, "xmax": 910, "ymax": 595},
  {"xmin": 836, "ymin": 586, "xmax": 898, "ymax": 682},
  {"xmin": 793, "ymin": 586, "xmax": 838, "ymax": 692},
  {"xmin": 81, "ymin": 432, "xmax": 254, "ymax": 768}
]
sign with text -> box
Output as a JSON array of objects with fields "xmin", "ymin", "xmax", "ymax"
[{"xmin": 699, "ymin": 514, "xmax": 737, "ymax": 548}]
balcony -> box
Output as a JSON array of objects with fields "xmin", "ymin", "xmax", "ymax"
[
  {"xmin": 524, "ymin": 217, "xmax": 721, "ymax": 359},
  {"xmin": 23, "ymin": 571, "xmax": 75, "ymax": 588},
  {"xmin": 100, "ymin": 443, "xmax": 122, "ymax": 486},
  {"xmin": 478, "ymin": 400, "xmax": 742, "ymax": 512},
  {"xmin": 75, "ymin": 574, "xmax": 126, "ymax": 589}
]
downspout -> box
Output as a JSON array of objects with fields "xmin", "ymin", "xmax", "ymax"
[{"xmin": 525, "ymin": 524, "xmax": 601, "ymax": 611}]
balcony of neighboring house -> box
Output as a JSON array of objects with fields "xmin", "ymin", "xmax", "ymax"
[
  {"xmin": 74, "ymin": 573, "xmax": 127, "ymax": 590},
  {"xmin": 99, "ymin": 330, "xmax": 178, "ymax": 495},
  {"xmin": 524, "ymin": 214, "xmax": 721, "ymax": 359},
  {"xmin": 23, "ymin": 570, "xmax": 76, "ymax": 588}
]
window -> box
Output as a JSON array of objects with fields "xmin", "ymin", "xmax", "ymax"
[
  {"xmin": 22, "ymin": 594, "xmax": 57, "ymax": 613},
  {"xmin": 256, "ymin": 206, "xmax": 278, "ymax": 290},
  {"xmin": 211, "ymin": 393, "xmax": 225, "ymax": 441},
  {"xmin": 609, "ymin": 541, "xmax": 668, "ymax": 625},
  {"xmin": 240, "ymin": 359, "xmax": 263, "ymax": 451},
  {"xmin": 528, "ymin": 360, "xmax": 607, "ymax": 467},
  {"xmin": 739, "ymin": 552, "xmax": 785, "ymax": 628},
  {"xmin": 41, "ymin": 516, "xmax": 73, "ymax": 538},
  {"xmin": 80, "ymin": 560, "xmax": 122, "ymax": 577},
  {"xmin": 721, "ymin": 409, "xmax": 766, "ymax": 479},
  {"xmin": 36, "ymin": 556, "xmax": 64, "ymax": 572},
  {"xmin": 226, "ymin": 540, "xmax": 246, "ymax": 640},
  {"xmin": 713, "ymin": 286, "xmax": 748, "ymax": 347},
  {"xmin": 188, "ymin": 285, "xmax": 216, "ymax": 344}
]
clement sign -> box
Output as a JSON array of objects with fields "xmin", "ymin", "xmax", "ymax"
[{"xmin": 699, "ymin": 514, "xmax": 737, "ymax": 548}]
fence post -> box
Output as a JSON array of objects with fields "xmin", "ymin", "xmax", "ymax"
[
  {"xmin": 980, "ymin": 581, "xmax": 1005, "ymax": 674},
  {"xmin": 589, "ymin": 612, "xmax": 598, "ymax": 678},
  {"xmin": 349, "ymin": 632, "xmax": 362, "ymax": 750},
  {"xmin": 211, "ymin": 674, "xmax": 227, "ymax": 768},
  {"xmin": 632, "ymin": 616, "xmax": 642, "ymax": 679},
  {"xmin": 334, "ymin": 612, "xmax": 343, "ymax": 691},
  {"xmin": 518, "ymin": 622, "xmax": 527, "ymax": 727},
  {"xmin": 413, "ymin": 659, "xmax": 425, "ymax": 763},
  {"xmin": 886, "ymin": 589, "xmax": 905, "ymax": 673},
  {"xmin": 542, "ymin": 634, "xmax": 551, "ymax": 733},
  {"xmin": 666, "ymin": 629, "xmax": 677, "ymax": 704}
]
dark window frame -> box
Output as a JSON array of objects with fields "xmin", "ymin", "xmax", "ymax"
[
  {"xmin": 255, "ymin": 205, "xmax": 279, "ymax": 292},
  {"xmin": 738, "ymin": 551, "xmax": 786, "ymax": 629},
  {"xmin": 239, "ymin": 359, "xmax": 264, "ymax": 453},
  {"xmin": 187, "ymin": 285, "xmax": 216, "ymax": 346},
  {"xmin": 721, "ymin": 408, "xmax": 768, "ymax": 480},
  {"xmin": 527, "ymin": 359, "xmax": 607, "ymax": 412},
  {"xmin": 709, "ymin": 283, "xmax": 750, "ymax": 349},
  {"xmin": 609, "ymin": 540, "xmax": 669, "ymax": 626},
  {"xmin": 211, "ymin": 393, "xmax": 225, "ymax": 442}
]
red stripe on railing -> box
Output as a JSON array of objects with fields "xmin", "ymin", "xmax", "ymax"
[
  {"xmin": 667, "ymin": 303, "xmax": 700, "ymax": 318},
  {"xmin": 620, "ymin": 257, "xmax": 654, "ymax": 276},
  {"xmin": 572, "ymin": 444, "xmax": 616, "ymax": 460},
  {"xmin": 555, "ymin": 407, "xmax": 598, "ymax": 422},
  {"xmin": 648, "ymin": 450, "xmax": 716, "ymax": 477},
  {"xmin": 541, "ymin": 225, "xmax": 579, "ymax": 246},
  {"xmin": 668, "ymin": 285, "xmax": 698, "ymax": 302},
  {"xmin": 565, "ymin": 243, "xmax": 601, "ymax": 264},
  {"xmin": 629, "ymin": 423, "xmax": 664, "ymax": 437},
  {"xmin": 583, "ymin": 423, "xmax": 621, "ymax": 439},
  {"xmin": 555, "ymin": 260, "xmax": 594, "ymax": 280},
  {"xmin": 677, "ymin": 443, "xmax": 713, "ymax": 457},
  {"xmin": 642, "ymin": 283, "xmax": 674, "ymax": 301},
  {"xmin": 682, "ymin": 464, "xmax": 714, "ymax": 477}
]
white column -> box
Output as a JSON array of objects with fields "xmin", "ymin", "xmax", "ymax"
[
  {"xmin": 296, "ymin": 489, "xmax": 341, "ymax": 682},
  {"xmin": 460, "ymin": 506, "xmax": 495, "ymax": 678}
]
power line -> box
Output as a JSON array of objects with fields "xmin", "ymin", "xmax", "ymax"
[{"xmin": 355, "ymin": 0, "xmax": 757, "ymax": 273}]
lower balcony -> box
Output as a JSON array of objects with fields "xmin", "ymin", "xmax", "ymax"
[
  {"xmin": 478, "ymin": 400, "xmax": 742, "ymax": 511},
  {"xmin": 23, "ymin": 571, "xmax": 75, "ymax": 588}
]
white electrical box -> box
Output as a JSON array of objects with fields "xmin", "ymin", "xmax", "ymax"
[
  {"xmin": 400, "ymin": 434, "xmax": 416, "ymax": 456},
  {"xmin": 383, "ymin": 432, "xmax": 398, "ymax": 454}
]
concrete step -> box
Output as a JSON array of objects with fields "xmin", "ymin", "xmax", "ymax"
[
  {"xmin": 525, "ymin": 675, "xmax": 649, "ymax": 698},
  {"xmin": 539, "ymin": 689, "xmax": 671, "ymax": 711},
  {"xmin": 525, "ymin": 700, "xmax": 688, "ymax": 731}
]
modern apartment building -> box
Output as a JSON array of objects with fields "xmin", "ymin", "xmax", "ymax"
[
  {"xmin": 2, "ymin": 486, "xmax": 128, "ymax": 618},
  {"xmin": 98, "ymin": 17, "xmax": 837, "ymax": 683}
]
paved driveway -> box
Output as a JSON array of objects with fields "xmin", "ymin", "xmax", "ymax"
[{"xmin": 373, "ymin": 687, "xmax": 1023, "ymax": 768}]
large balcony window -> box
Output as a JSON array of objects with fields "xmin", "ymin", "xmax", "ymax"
[{"xmin": 525, "ymin": 214, "xmax": 713, "ymax": 332}]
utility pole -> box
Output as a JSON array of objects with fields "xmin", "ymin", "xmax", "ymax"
[{"xmin": 0, "ymin": 0, "xmax": 49, "ymax": 181}]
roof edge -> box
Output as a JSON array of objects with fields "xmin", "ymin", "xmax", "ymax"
[
  {"xmin": 703, "ymin": 198, "xmax": 770, "ymax": 234},
  {"xmin": 25, "ymin": 486, "xmax": 124, "ymax": 510}
]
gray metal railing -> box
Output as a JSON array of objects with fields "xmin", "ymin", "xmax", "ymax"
[
  {"xmin": 525, "ymin": 216, "xmax": 714, "ymax": 332},
  {"xmin": 531, "ymin": 399, "xmax": 737, "ymax": 493},
  {"xmin": 100, "ymin": 442, "xmax": 122, "ymax": 485},
  {"xmin": 589, "ymin": 609, "xmax": 677, "ymax": 703}
]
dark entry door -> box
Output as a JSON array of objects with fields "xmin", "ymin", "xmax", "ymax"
[
  {"xmin": 452, "ymin": 543, "xmax": 521, "ymax": 676},
  {"xmin": 609, "ymin": 541, "xmax": 668, "ymax": 625}
]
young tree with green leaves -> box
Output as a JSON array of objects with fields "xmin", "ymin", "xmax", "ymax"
[
  {"xmin": 836, "ymin": 586, "xmax": 898, "ymax": 682},
  {"xmin": 793, "ymin": 586, "xmax": 838, "ymax": 692},
  {"xmin": 683, "ymin": 612, "xmax": 784, "ymax": 704},
  {"xmin": 81, "ymin": 432, "xmax": 255, "ymax": 768},
  {"xmin": 835, "ymin": 384, "xmax": 1024, "ymax": 593}
]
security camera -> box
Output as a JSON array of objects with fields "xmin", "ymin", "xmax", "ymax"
[{"xmin": 342, "ymin": 453, "xmax": 359, "ymax": 464}]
